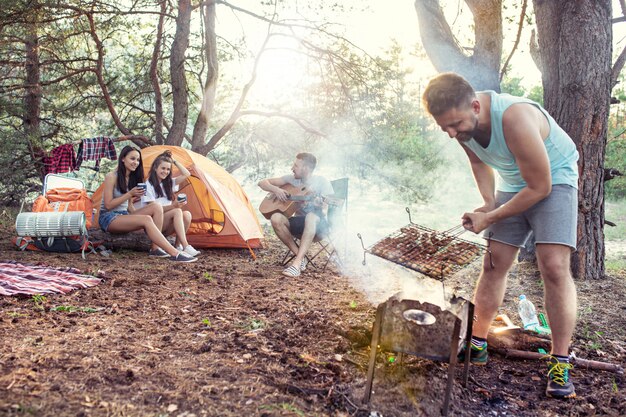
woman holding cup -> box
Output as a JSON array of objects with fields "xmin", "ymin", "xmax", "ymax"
[
  {"xmin": 99, "ymin": 145, "xmax": 197, "ymax": 262},
  {"xmin": 136, "ymin": 150, "xmax": 200, "ymax": 257}
]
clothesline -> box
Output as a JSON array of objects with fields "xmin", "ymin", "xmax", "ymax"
[{"xmin": 42, "ymin": 134, "xmax": 151, "ymax": 176}]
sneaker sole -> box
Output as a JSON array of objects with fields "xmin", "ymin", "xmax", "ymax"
[{"xmin": 546, "ymin": 392, "xmax": 576, "ymax": 399}]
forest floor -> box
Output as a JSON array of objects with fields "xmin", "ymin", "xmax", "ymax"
[{"xmin": 0, "ymin": 217, "xmax": 625, "ymax": 417}]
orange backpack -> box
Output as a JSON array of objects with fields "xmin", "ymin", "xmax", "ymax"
[{"xmin": 32, "ymin": 187, "xmax": 94, "ymax": 229}]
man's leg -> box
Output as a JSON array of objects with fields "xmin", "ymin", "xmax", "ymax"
[
  {"xmin": 535, "ymin": 244, "xmax": 577, "ymax": 357},
  {"xmin": 536, "ymin": 243, "xmax": 577, "ymax": 399},
  {"xmin": 471, "ymin": 240, "xmax": 519, "ymax": 338},
  {"xmin": 270, "ymin": 213, "xmax": 299, "ymax": 255},
  {"xmin": 290, "ymin": 212, "xmax": 320, "ymax": 269}
]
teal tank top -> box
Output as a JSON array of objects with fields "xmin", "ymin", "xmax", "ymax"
[{"xmin": 463, "ymin": 91, "xmax": 579, "ymax": 192}]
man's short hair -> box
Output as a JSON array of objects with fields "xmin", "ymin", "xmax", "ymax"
[
  {"xmin": 422, "ymin": 72, "xmax": 476, "ymax": 116},
  {"xmin": 296, "ymin": 152, "xmax": 317, "ymax": 170}
]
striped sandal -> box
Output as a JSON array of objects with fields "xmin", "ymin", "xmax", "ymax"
[{"xmin": 282, "ymin": 265, "xmax": 301, "ymax": 277}]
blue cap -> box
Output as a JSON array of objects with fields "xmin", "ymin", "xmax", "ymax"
[{"xmin": 519, "ymin": 294, "xmax": 526, "ymax": 300}]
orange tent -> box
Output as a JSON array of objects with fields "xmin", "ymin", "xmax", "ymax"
[{"xmin": 91, "ymin": 146, "xmax": 263, "ymax": 249}]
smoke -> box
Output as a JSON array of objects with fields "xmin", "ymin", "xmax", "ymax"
[{"xmin": 236, "ymin": 127, "xmax": 490, "ymax": 306}]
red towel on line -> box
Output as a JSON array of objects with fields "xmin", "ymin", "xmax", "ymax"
[{"xmin": 0, "ymin": 261, "xmax": 102, "ymax": 296}]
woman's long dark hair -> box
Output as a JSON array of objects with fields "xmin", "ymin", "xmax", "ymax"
[
  {"xmin": 147, "ymin": 151, "xmax": 175, "ymax": 201},
  {"xmin": 116, "ymin": 145, "xmax": 144, "ymax": 193}
]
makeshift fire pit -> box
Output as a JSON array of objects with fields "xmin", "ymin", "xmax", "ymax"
[
  {"xmin": 357, "ymin": 208, "xmax": 490, "ymax": 415},
  {"xmin": 363, "ymin": 290, "xmax": 474, "ymax": 417},
  {"xmin": 358, "ymin": 208, "xmax": 489, "ymax": 280}
]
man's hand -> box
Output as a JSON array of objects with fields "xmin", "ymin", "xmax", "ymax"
[
  {"xmin": 273, "ymin": 187, "xmax": 289, "ymax": 202},
  {"xmin": 312, "ymin": 195, "xmax": 324, "ymax": 208},
  {"xmin": 462, "ymin": 211, "xmax": 492, "ymax": 234}
]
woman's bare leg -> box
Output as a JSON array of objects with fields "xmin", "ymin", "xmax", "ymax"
[
  {"xmin": 133, "ymin": 204, "xmax": 164, "ymax": 250},
  {"xmin": 162, "ymin": 208, "xmax": 189, "ymax": 248},
  {"xmin": 108, "ymin": 214, "xmax": 179, "ymax": 256},
  {"xmin": 183, "ymin": 210, "xmax": 191, "ymax": 232}
]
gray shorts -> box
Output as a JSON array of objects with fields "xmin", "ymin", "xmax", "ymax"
[{"xmin": 484, "ymin": 184, "xmax": 578, "ymax": 251}]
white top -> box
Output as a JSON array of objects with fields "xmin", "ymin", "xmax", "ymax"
[{"xmin": 135, "ymin": 178, "xmax": 179, "ymax": 209}]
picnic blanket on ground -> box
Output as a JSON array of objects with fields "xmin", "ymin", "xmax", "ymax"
[{"xmin": 0, "ymin": 261, "xmax": 102, "ymax": 296}]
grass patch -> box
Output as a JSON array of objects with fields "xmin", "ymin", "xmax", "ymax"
[
  {"xmin": 605, "ymin": 199, "xmax": 626, "ymax": 241},
  {"xmin": 258, "ymin": 403, "xmax": 305, "ymax": 416},
  {"xmin": 606, "ymin": 258, "xmax": 626, "ymax": 273}
]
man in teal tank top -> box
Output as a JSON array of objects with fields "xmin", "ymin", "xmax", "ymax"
[{"xmin": 423, "ymin": 72, "xmax": 578, "ymax": 399}]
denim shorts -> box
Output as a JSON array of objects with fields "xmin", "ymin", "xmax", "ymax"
[
  {"xmin": 99, "ymin": 210, "xmax": 129, "ymax": 232},
  {"xmin": 484, "ymin": 184, "xmax": 578, "ymax": 250}
]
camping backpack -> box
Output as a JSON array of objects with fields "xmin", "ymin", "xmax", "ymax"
[
  {"xmin": 14, "ymin": 188, "xmax": 106, "ymax": 258},
  {"xmin": 32, "ymin": 187, "xmax": 94, "ymax": 229}
]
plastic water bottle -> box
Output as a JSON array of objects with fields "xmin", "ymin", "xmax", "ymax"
[{"xmin": 518, "ymin": 295, "xmax": 539, "ymax": 330}]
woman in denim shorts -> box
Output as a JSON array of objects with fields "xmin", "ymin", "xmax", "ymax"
[{"xmin": 99, "ymin": 145, "xmax": 196, "ymax": 263}]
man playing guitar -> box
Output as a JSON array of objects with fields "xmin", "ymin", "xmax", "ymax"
[{"xmin": 258, "ymin": 153, "xmax": 334, "ymax": 277}]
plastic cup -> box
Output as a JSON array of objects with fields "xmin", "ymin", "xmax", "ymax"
[
  {"xmin": 137, "ymin": 183, "xmax": 147, "ymax": 192},
  {"xmin": 177, "ymin": 193, "xmax": 187, "ymax": 203}
]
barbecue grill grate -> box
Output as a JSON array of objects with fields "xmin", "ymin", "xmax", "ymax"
[{"xmin": 358, "ymin": 210, "xmax": 488, "ymax": 279}]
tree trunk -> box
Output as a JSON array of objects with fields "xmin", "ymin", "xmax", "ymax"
[
  {"xmin": 167, "ymin": 0, "xmax": 192, "ymax": 147},
  {"xmin": 150, "ymin": 0, "xmax": 167, "ymax": 145},
  {"xmin": 533, "ymin": 0, "xmax": 611, "ymax": 279},
  {"xmin": 414, "ymin": 0, "xmax": 502, "ymax": 91},
  {"xmin": 24, "ymin": 7, "xmax": 43, "ymax": 179},
  {"xmin": 190, "ymin": 1, "xmax": 218, "ymax": 151}
]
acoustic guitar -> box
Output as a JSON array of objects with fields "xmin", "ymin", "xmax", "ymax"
[{"xmin": 258, "ymin": 183, "xmax": 342, "ymax": 220}]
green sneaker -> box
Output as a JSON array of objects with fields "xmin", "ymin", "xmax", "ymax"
[
  {"xmin": 458, "ymin": 342, "xmax": 488, "ymax": 365},
  {"xmin": 546, "ymin": 356, "xmax": 576, "ymax": 399}
]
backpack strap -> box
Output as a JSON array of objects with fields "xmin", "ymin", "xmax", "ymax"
[{"xmin": 15, "ymin": 236, "xmax": 31, "ymax": 251}]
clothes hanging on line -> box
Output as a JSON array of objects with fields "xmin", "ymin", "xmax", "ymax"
[
  {"xmin": 76, "ymin": 136, "xmax": 118, "ymax": 171},
  {"xmin": 42, "ymin": 144, "xmax": 77, "ymax": 175}
]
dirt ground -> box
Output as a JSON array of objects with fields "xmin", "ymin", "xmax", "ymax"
[{"xmin": 0, "ymin": 218, "xmax": 625, "ymax": 417}]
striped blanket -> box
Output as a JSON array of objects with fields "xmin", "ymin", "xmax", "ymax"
[{"xmin": 0, "ymin": 261, "xmax": 102, "ymax": 296}]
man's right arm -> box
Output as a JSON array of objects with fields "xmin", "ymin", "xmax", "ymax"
[
  {"xmin": 462, "ymin": 145, "xmax": 496, "ymax": 211},
  {"xmin": 258, "ymin": 177, "xmax": 289, "ymax": 202}
]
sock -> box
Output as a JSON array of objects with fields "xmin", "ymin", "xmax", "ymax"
[
  {"xmin": 471, "ymin": 336, "xmax": 487, "ymax": 350},
  {"xmin": 553, "ymin": 354, "xmax": 570, "ymax": 363}
]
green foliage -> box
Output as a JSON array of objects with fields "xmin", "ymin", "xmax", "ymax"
[
  {"xmin": 302, "ymin": 41, "xmax": 445, "ymax": 203},
  {"xmin": 31, "ymin": 294, "xmax": 47, "ymax": 310},
  {"xmin": 501, "ymin": 76, "xmax": 544, "ymax": 105}
]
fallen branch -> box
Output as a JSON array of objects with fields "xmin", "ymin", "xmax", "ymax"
[{"xmin": 490, "ymin": 347, "xmax": 624, "ymax": 374}]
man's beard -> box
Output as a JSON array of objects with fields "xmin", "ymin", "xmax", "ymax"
[{"xmin": 456, "ymin": 116, "xmax": 480, "ymax": 142}]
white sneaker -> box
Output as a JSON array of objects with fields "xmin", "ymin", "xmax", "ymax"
[
  {"xmin": 176, "ymin": 244, "xmax": 184, "ymax": 251},
  {"xmin": 183, "ymin": 244, "xmax": 201, "ymax": 257}
]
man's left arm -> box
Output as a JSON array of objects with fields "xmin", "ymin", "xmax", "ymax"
[
  {"xmin": 314, "ymin": 177, "xmax": 334, "ymax": 217},
  {"xmin": 464, "ymin": 105, "xmax": 552, "ymax": 233}
]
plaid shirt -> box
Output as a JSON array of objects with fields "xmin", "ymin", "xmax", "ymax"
[
  {"xmin": 42, "ymin": 144, "xmax": 77, "ymax": 175},
  {"xmin": 76, "ymin": 136, "xmax": 118, "ymax": 171},
  {"xmin": 0, "ymin": 261, "xmax": 101, "ymax": 296}
]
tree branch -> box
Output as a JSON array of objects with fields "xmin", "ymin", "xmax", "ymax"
[
  {"xmin": 86, "ymin": 11, "xmax": 130, "ymax": 135},
  {"xmin": 529, "ymin": 29, "xmax": 543, "ymax": 74},
  {"xmin": 611, "ymin": 44, "xmax": 626, "ymax": 89},
  {"xmin": 500, "ymin": 0, "xmax": 528, "ymax": 81}
]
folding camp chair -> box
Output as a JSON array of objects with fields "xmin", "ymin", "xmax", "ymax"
[{"xmin": 282, "ymin": 177, "xmax": 348, "ymax": 271}]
